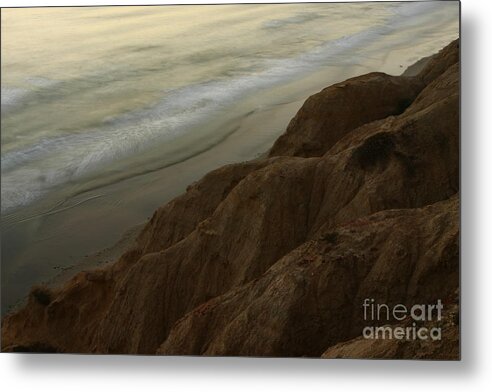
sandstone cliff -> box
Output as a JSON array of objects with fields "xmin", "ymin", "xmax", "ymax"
[{"xmin": 1, "ymin": 40, "xmax": 460, "ymax": 359}]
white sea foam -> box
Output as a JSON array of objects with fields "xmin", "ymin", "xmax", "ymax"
[{"xmin": 1, "ymin": 87, "xmax": 29, "ymax": 112}]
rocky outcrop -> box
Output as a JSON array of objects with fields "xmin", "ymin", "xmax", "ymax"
[
  {"xmin": 268, "ymin": 39, "xmax": 459, "ymax": 158},
  {"xmin": 158, "ymin": 197, "xmax": 458, "ymax": 357},
  {"xmin": 268, "ymin": 73, "xmax": 423, "ymax": 158},
  {"xmin": 1, "ymin": 40, "xmax": 459, "ymax": 359}
]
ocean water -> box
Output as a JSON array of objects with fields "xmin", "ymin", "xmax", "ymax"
[{"xmin": 1, "ymin": 2, "xmax": 459, "ymax": 215}]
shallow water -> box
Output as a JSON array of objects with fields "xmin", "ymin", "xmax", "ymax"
[{"xmin": 1, "ymin": 2, "xmax": 459, "ymax": 313}]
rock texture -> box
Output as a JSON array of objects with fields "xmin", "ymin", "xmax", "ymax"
[
  {"xmin": 1, "ymin": 40, "xmax": 460, "ymax": 359},
  {"xmin": 268, "ymin": 73, "xmax": 423, "ymax": 157},
  {"xmin": 158, "ymin": 197, "xmax": 459, "ymax": 357}
]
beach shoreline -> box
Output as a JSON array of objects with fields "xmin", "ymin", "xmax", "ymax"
[
  {"xmin": 2, "ymin": 47, "xmax": 438, "ymax": 315},
  {"xmin": 1, "ymin": 44, "xmax": 446, "ymax": 315}
]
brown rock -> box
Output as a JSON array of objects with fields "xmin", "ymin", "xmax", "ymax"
[
  {"xmin": 157, "ymin": 197, "xmax": 458, "ymax": 357},
  {"xmin": 268, "ymin": 73, "xmax": 423, "ymax": 157},
  {"xmin": 417, "ymin": 39, "xmax": 460, "ymax": 86},
  {"xmin": 268, "ymin": 39, "xmax": 458, "ymax": 159}
]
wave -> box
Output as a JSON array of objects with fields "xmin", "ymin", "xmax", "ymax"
[
  {"xmin": 1, "ymin": 87, "xmax": 30, "ymax": 113},
  {"xmin": 0, "ymin": 2, "xmax": 453, "ymax": 213}
]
